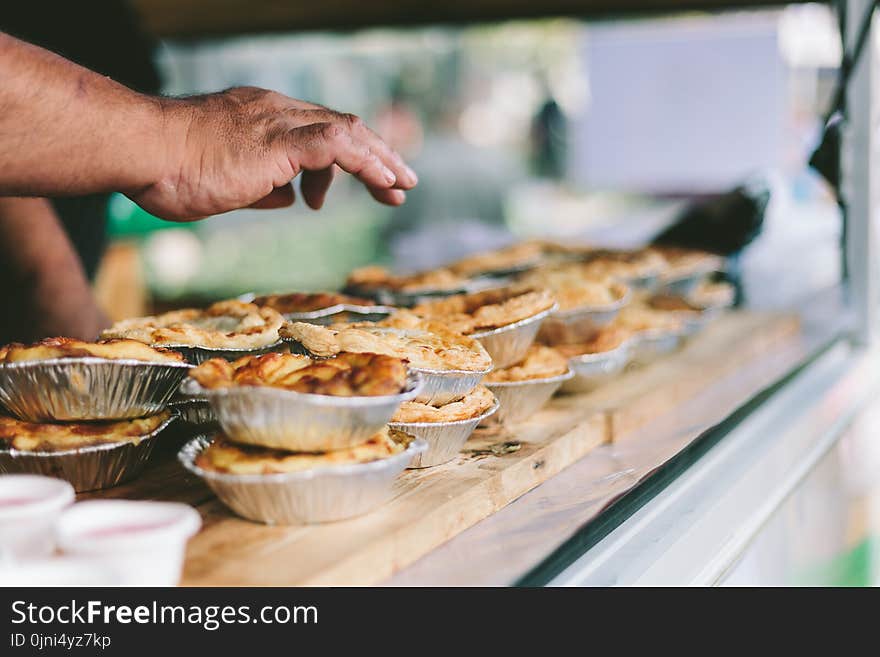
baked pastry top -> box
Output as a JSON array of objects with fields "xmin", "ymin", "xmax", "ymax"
[
  {"xmin": 346, "ymin": 265, "xmax": 468, "ymax": 292},
  {"xmin": 0, "ymin": 410, "xmax": 171, "ymax": 453},
  {"xmin": 190, "ymin": 351, "xmax": 408, "ymax": 397},
  {"xmin": 251, "ymin": 291, "xmax": 375, "ymax": 314},
  {"xmin": 519, "ymin": 266, "xmax": 627, "ymax": 311},
  {"xmin": 447, "ymin": 242, "xmax": 545, "ymax": 277},
  {"xmin": 647, "ymin": 246, "xmax": 724, "ymax": 278},
  {"xmin": 581, "ymin": 249, "xmax": 666, "ymax": 281},
  {"xmin": 195, "ymin": 427, "xmax": 409, "ymax": 474},
  {"xmin": 647, "ymin": 294, "xmax": 702, "ymax": 313},
  {"xmin": 484, "ymin": 346, "xmax": 569, "ymax": 382},
  {"xmin": 552, "ymin": 327, "xmax": 630, "ymax": 358},
  {"xmin": 101, "ymin": 300, "xmax": 284, "ymax": 350},
  {"xmin": 408, "ymin": 287, "xmax": 555, "ymax": 334},
  {"xmin": 392, "ymin": 385, "xmax": 496, "ymax": 423},
  {"xmin": 280, "ymin": 319, "xmax": 492, "ymax": 371},
  {"xmin": 614, "ymin": 303, "xmax": 684, "ymax": 333},
  {"xmin": 0, "ymin": 337, "xmax": 186, "ymax": 364}
]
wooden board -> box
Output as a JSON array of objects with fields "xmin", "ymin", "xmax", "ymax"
[{"xmin": 81, "ymin": 311, "xmax": 799, "ymax": 586}]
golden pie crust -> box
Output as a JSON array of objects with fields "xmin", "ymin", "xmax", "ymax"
[
  {"xmin": 646, "ymin": 294, "xmax": 702, "ymax": 313},
  {"xmin": 280, "ymin": 318, "xmax": 492, "ymax": 371},
  {"xmin": 0, "ymin": 411, "xmax": 171, "ymax": 453},
  {"xmin": 346, "ymin": 265, "xmax": 468, "ymax": 292},
  {"xmin": 581, "ymin": 249, "xmax": 667, "ymax": 281},
  {"xmin": 484, "ymin": 346, "xmax": 569, "ymax": 383},
  {"xmin": 0, "ymin": 337, "xmax": 185, "ymax": 364},
  {"xmin": 447, "ymin": 242, "xmax": 545, "ymax": 277},
  {"xmin": 614, "ymin": 303, "xmax": 684, "ymax": 333},
  {"xmin": 647, "ymin": 246, "xmax": 724, "ymax": 278},
  {"xmin": 190, "ymin": 351, "xmax": 408, "ymax": 397},
  {"xmin": 552, "ymin": 327, "xmax": 631, "ymax": 358},
  {"xmin": 251, "ymin": 291, "xmax": 375, "ymax": 314},
  {"xmin": 392, "ymin": 385, "xmax": 496, "ymax": 423},
  {"xmin": 195, "ymin": 427, "xmax": 408, "ymax": 474},
  {"xmin": 519, "ymin": 266, "xmax": 627, "ymax": 311},
  {"xmin": 101, "ymin": 300, "xmax": 284, "ymax": 350},
  {"xmin": 408, "ymin": 287, "xmax": 555, "ymax": 334}
]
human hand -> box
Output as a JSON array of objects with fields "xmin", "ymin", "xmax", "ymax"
[{"xmin": 130, "ymin": 87, "xmax": 418, "ymax": 221}]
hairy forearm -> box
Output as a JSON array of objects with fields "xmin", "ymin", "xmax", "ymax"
[
  {"xmin": 0, "ymin": 32, "xmax": 168, "ymax": 197},
  {"xmin": 0, "ymin": 197, "xmax": 108, "ymax": 341}
]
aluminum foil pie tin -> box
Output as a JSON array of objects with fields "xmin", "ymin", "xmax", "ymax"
[
  {"xmin": 344, "ymin": 275, "xmax": 506, "ymax": 308},
  {"xmin": 389, "ymin": 399, "xmax": 499, "ymax": 468},
  {"xmin": 284, "ymin": 334, "xmax": 490, "ymax": 407},
  {"xmin": 411, "ymin": 366, "xmax": 490, "ymax": 406},
  {"xmin": 178, "ymin": 433, "xmax": 427, "ymax": 525},
  {"xmin": 471, "ymin": 305, "xmax": 556, "ymax": 369},
  {"xmin": 629, "ymin": 329, "xmax": 685, "ymax": 366},
  {"xmin": 0, "ymin": 414, "xmax": 175, "ymax": 493},
  {"xmin": 484, "ymin": 369, "xmax": 574, "ymax": 424},
  {"xmin": 185, "ymin": 373, "xmax": 423, "ymax": 452},
  {"xmin": 561, "ymin": 342, "xmax": 632, "ymax": 394},
  {"xmin": 622, "ymin": 272, "xmax": 660, "ymax": 292},
  {"xmin": 537, "ymin": 291, "xmax": 631, "ymax": 345},
  {"xmin": 163, "ymin": 340, "xmax": 288, "ymax": 365},
  {"xmin": 283, "ymin": 304, "xmax": 395, "ymax": 326},
  {"xmin": 167, "ymin": 398, "xmax": 217, "ymax": 429},
  {"xmin": 0, "ymin": 358, "xmax": 191, "ymax": 422}
]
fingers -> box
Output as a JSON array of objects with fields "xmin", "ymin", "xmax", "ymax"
[
  {"xmin": 368, "ymin": 187, "xmax": 407, "ymax": 206},
  {"xmin": 248, "ymin": 183, "xmax": 295, "ymax": 210},
  {"xmin": 286, "ymin": 122, "xmax": 399, "ymax": 192},
  {"xmin": 300, "ymin": 166, "xmax": 335, "ymax": 210},
  {"xmin": 285, "ymin": 109, "xmax": 418, "ymax": 190}
]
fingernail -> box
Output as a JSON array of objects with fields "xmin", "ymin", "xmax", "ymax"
[{"xmin": 382, "ymin": 167, "xmax": 397, "ymax": 185}]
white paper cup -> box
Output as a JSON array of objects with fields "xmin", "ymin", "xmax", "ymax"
[
  {"xmin": 0, "ymin": 475, "xmax": 75, "ymax": 562},
  {"xmin": 0, "ymin": 556, "xmax": 123, "ymax": 587},
  {"xmin": 56, "ymin": 500, "xmax": 201, "ymax": 586}
]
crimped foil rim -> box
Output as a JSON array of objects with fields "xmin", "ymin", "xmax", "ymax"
[
  {"xmin": 549, "ymin": 287, "xmax": 632, "ymax": 320},
  {"xmin": 0, "ymin": 414, "xmax": 176, "ymax": 458},
  {"xmin": 628, "ymin": 326, "xmax": 688, "ymax": 345},
  {"xmin": 470, "ymin": 303, "xmax": 557, "ymax": 339},
  {"xmin": 567, "ymin": 340, "xmax": 633, "ymax": 365},
  {"xmin": 389, "ymin": 398, "xmax": 500, "ymax": 429},
  {"xmin": 146, "ymin": 338, "xmax": 286, "ymax": 353},
  {"xmin": 185, "ymin": 371, "xmax": 424, "ymax": 408},
  {"xmin": 178, "ymin": 433, "xmax": 428, "ymax": 483},
  {"xmin": 483, "ymin": 368, "xmax": 575, "ymax": 389},
  {"xmin": 283, "ymin": 303, "xmax": 396, "ymax": 321},
  {"xmin": 0, "ymin": 357, "xmax": 191, "ymax": 372}
]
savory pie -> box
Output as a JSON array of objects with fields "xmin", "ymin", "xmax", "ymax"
[
  {"xmin": 408, "ymin": 287, "xmax": 555, "ymax": 334},
  {"xmin": 280, "ymin": 319, "xmax": 492, "ymax": 371},
  {"xmin": 484, "ymin": 346, "xmax": 569, "ymax": 383},
  {"xmin": 190, "ymin": 352, "xmax": 408, "ymax": 397},
  {"xmin": 614, "ymin": 303, "xmax": 684, "ymax": 333},
  {"xmin": 251, "ymin": 291, "xmax": 375, "ymax": 314},
  {"xmin": 0, "ymin": 410, "xmax": 171, "ymax": 453},
  {"xmin": 346, "ymin": 265, "xmax": 468, "ymax": 293},
  {"xmin": 581, "ymin": 249, "xmax": 667, "ymax": 281},
  {"xmin": 0, "ymin": 337, "xmax": 186, "ymax": 364},
  {"xmin": 392, "ymin": 385, "xmax": 496, "ymax": 423},
  {"xmin": 647, "ymin": 246, "xmax": 724, "ymax": 278},
  {"xmin": 519, "ymin": 266, "xmax": 627, "ymax": 311},
  {"xmin": 552, "ymin": 327, "xmax": 631, "ymax": 358},
  {"xmin": 195, "ymin": 427, "xmax": 409, "ymax": 475},
  {"xmin": 101, "ymin": 300, "xmax": 284, "ymax": 350},
  {"xmin": 447, "ymin": 242, "xmax": 545, "ymax": 277}
]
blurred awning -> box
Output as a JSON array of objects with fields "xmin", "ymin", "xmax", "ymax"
[{"xmin": 133, "ymin": 0, "xmax": 810, "ymax": 38}]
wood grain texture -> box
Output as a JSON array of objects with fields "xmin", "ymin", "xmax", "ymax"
[
  {"xmin": 132, "ymin": 0, "xmax": 805, "ymax": 38},
  {"xmin": 77, "ymin": 310, "xmax": 799, "ymax": 586}
]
